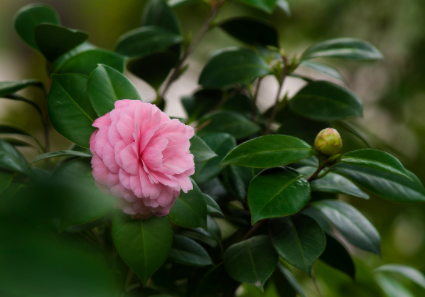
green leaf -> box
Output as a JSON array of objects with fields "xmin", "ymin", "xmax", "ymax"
[
  {"xmin": 320, "ymin": 234, "xmax": 355, "ymax": 279},
  {"xmin": 127, "ymin": 50, "xmax": 178, "ymax": 91},
  {"xmin": 375, "ymin": 264, "xmax": 425, "ymax": 290},
  {"xmin": 235, "ymin": 0, "xmax": 279, "ymax": 14},
  {"xmin": 142, "ymin": 0, "xmax": 181, "ymax": 34},
  {"xmin": 220, "ymin": 94, "xmax": 257, "ymax": 117},
  {"xmin": 203, "ymin": 194, "xmax": 223, "ymax": 216},
  {"xmin": 301, "ymin": 61, "xmax": 345, "ymax": 82},
  {"xmin": 190, "ymin": 135, "xmax": 217, "ymax": 163},
  {"xmin": 115, "ymin": 26, "xmax": 182, "ymax": 58},
  {"xmin": 332, "ymin": 120, "xmax": 371, "ymax": 148},
  {"xmin": 248, "ymin": 167, "xmax": 310, "ymax": 225},
  {"xmin": 0, "ymin": 124, "xmax": 44, "ymax": 152},
  {"xmin": 289, "ymin": 81, "xmax": 363, "ymax": 121},
  {"xmin": 332, "ymin": 164, "xmax": 425, "ymax": 203},
  {"xmin": 53, "ymin": 49, "xmax": 125, "ymax": 76},
  {"xmin": 14, "ymin": 4, "xmax": 60, "ymax": 50},
  {"xmin": 219, "ymin": 17, "xmax": 279, "ymax": 48},
  {"xmin": 224, "ymin": 235, "xmax": 278, "ymax": 290},
  {"xmin": 168, "ymin": 0, "xmax": 201, "ymax": 7},
  {"xmin": 197, "ymin": 111, "xmax": 260, "ymax": 140},
  {"xmin": 0, "ymin": 171, "xmax": 14, "ymax": 195},
  {"xmin": 53, "ymin": 157, "xmax": 92, "ymax": 178},
  {"xmin": 274, "ymin": 263, "xmax": 306, "ymax": 297},
  {"xmin": 34, "ymin": 24, "xmax": 89, "ymax": 62},
  {"xmin": 168, "ymin": 178, "xmax": 207, "ymax": 229},
  {"xmin": 199, "ymin": 48, "xmax": 271, "ymax": 88},
  {"xmin": 2, "ymin": 94, "xmax": 44, "ymax": 121},
  {"xmin": 31, "ymin": 150, "xmax": 92, "ymax": 164},
  {"xmin": 112, "ymin": 213, "xmax": 172, "ymax": 285},
  {"xmin": 301, "ymin": 38, "xmax": 383, "ymax": 61},
  {"xmin": 302, "ymin": 207, "xmax": 333, "ymax": 234},
  {"xmin": 48, "ymin": 74, "xmax": 97, "ymax": 148},
  {"xmin": 197, "ymin": 263, "xmax": 240, "ymax": 296},
  {"xmin": 87, "ymin": 64, "xmax": 141, "ymax": 117},
  {"xmin": 374, "ymin": 273, "xmax": 415, "ymax": 297},
  {"xmin": 194, "ymin": 133, "xmax": 236, "ymax": 184},
  {"xmin": 222, "ymin": 165, "xmax": 252, "ymax": 199},
  {"xmin": 0, "ymin": 79, "xmax": 43, "ymax": 97},
  {"xmin": 339, "ymin": 149, "xmax": 410, "ymax": 179},
  {"xmin": 182, "ymin": 89, "xmax": 223, "ymax": 123},
  {"xmin": 297, "ymin": 166, "xmax": 369, "ymax": 199},
  {"xmin": 0, "ymin": 139, "xmax": 31, "ymax": 176},
  {"xmin": 168, "ymin": 234, "xmax": 213, "ymax": 266},
  {"xmin": 276, "ymin": 0, "xmax": 290, "ymax": 15},
  {"xmin": 221, "ymin": 135, "xmax": 316, "ymax": 168},
  {"xmin": 269, "ymin": 214, "xmax": 326, "ymax": 276},
  {"xmin": 311, "ymin": 200, "xmax": 381, "ymax": 255},
  {"xmin": 0, "ymin": 138, "xmax": 37, "ymax": 151}
]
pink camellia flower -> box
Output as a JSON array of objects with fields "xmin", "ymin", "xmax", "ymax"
[{"xmin": 90, "ymin": 99, "xmax": 195, "ymax": 219}]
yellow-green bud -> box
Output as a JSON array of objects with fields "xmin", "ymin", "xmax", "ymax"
[{"xmin": 314, "ymin": 128, "xmax": 343, "ymax": 156}]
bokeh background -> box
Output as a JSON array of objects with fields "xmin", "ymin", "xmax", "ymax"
[{"xmin": 1, "ymin": 0, "xmax": 425, "ymax": 295}]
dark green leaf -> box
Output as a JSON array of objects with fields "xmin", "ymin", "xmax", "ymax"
[
  {"xmin": 0, "ymin": 139, "xmax": 31, "ymax": 176},
  {"xmin": 269, "ymin": 215, "xmax": 326, "ymax": 276},
  {"xmin": 235, "ymin": 0, "xmax": 279, "ymax": 14},
  {"xmin": 0, "ymin": 124, "xmax": 44, "ymax": 152},
  {"xmin": 221, "ymin": 135, "xmax": 316, "ymax": 168},
  {"xmin": 53, "ymin": 157, "xmax": 92, "ymax": 178},
  {"xmin": 219, "ymin": 17, "xmax": 279, "ymax": 48},
  {"xmin": 224, "ymin": 235, "xmax": 278, "ymax": 290},
  {"xmin": 274, "ymin": 263, "xmax": 306, "ymax": 297},
  {"xmin": 0, "ymin": 138, "xmax": 37, "ymax": 150},
  {"xmin": 87, "ymin": 64, "xmax": 141, "ymax": 116},
  {"xmin": 332, "ymin": 164, "xmax": 425, "ymax": 203},
  {"xmin": 115, "ymin": 26, "xmax": 182, "ymax": 58},
  {"xmin": 34, "ymin": 24, "xmax": 89, "ymax": 61},
  {"xmin": 220, "ymin": 94, "xmax": 257, "ymax": 117},
  {"xmin": 301, "ymin": 38, "xmax": 383, "ymax": 61},
  {"xmin": 197, "ymin": 111, "xmax": 260, "ymax": 140},
  {"xmin": 248, "ymin": 167, "xmax": 310, "ymax": 225},
  {"xmin": 332, "ymin": 120, "xmax": 371, "ymax": 148},
  {"xmin": 53, "ymin": 49, "xmax": 125, "ymax": 76},
  {"xmin": 142, "ymin": 0, "xmax": 181, "ymax": 34},
  {"xmin": 168, "ymin": 234, "xmax": 213, "ymax": 266},
  {"xmin": 14, "ymin": 4, "xmax": 60, "ymax": 50},
  {"xmin": 182, "ymin": 89, "xmax": 223, "ymax": 123},
  {"xmin": 0, "ymin": 171, "xmax": 14, "ymax": 195},
  {"xmin": 112, "ymin": 213, "xmax": 172, "ymax": 285},
  {"xmin": 194, "ymin": 133, "xmax": 236, "ymax": 184},
  {"xmin": 168, "ymin": 178, "xmax": 208, "ymax": 229},
  {"xmin": 197, "ymin": 263, "xmax": 240, "ymax": 296},
  {"xmin": 199, "ymin": 48, "xmax": 271, "ymax": 88},
  {"xmin": 339, "ymin": 149, "xmax": 410, "ymax": 178},
  {"xmin": 311, "ymin": 200, "xmax": 381, "ymax": 255},
  {"xmin": 222, "ymin": 165, "xmax": 252, "ymax": 199},
  {"xmin": 0, "ymin": 79, "xmax": 43, "ymax": 97},
  {"xmin": 320, "ymin": 234, "xmax": 355, "ymax": 279},
  {"xmin": 302, "ymin": 207, "xmax": 332, "ymax": 234},
  {"xmin": 48, "ymin": 74, "xmax": 96, "ymax": 148},
  {"xmin": 203, "ymin": 194, "xmax": 223, "ymax": 216},
  {"xmin": 190, "ymin": 135, "xmax": 217, "ymax": 163},
  {"xmin": 289, "ymin": 81, "xmax": 363, "ymax": 121},
  {"xmin": 301, "ymin": 61, "xmax": 345, "ymax": 82},
  {"xmin": 374, "ymin": 264, "xmax": 425, "ymax": 289},
  {"xmin": 2, "ymin": 94, "xmax": 44, "ymax": 121},
  {"xmin": 127, "ymin": 50, "xmax": 178, "ymax": 90},
  {"xmin": 31, "ymin": 150, "xmax": 92, "ymax": 164}
]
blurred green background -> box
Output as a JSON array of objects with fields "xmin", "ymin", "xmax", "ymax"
[{"xmin": 1, "ymin": 0, "xmax": 425, "ymax": 295}]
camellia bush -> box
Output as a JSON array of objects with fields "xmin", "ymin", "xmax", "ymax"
[{"xmin": 2, "ymin": 1, "xmax": 425, "ymax": 297}]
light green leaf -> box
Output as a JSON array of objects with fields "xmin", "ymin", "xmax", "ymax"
[
  {"xmin": 374, "ymin": 274, "xmax": 415, "ymax": 297},
  {"xmin": 374, "ymin": 264, "xmax": 425, "ymax": 290},
  {"xmin": 301, "ymin": 61, "xmax": 345, "ymax": 82}
]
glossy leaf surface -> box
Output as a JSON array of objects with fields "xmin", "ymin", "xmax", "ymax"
[
  {"xmin": 168, "ymin": 234, "xmax": 213, "ymax": 266},
  {"xmin": 301, "ymin": 61, "xmax": 345, "ymax": 82}
]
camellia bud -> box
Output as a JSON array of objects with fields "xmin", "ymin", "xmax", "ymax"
[{"xmin": 314, "ymin": 128, "xmax": 343, "ymax": 156}]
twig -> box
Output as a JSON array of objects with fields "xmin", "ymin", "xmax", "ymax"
[
  {"xmin": 242, "ymin": 220, "xmax": 266, "ymax": 241},
  {"xmin": 307, "ymin": 162, "xmax": 327, "ymax": 182},
  {"xmin": 265, "ymin": 70, "xmax": 287, "ymax": 135},
  {"xmin": 251, "ymin": 77, "xmax": 263, "ymax": 119}
]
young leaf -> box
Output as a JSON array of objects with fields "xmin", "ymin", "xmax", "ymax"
[
  {"xmin": 34, "ymin": 24, "xmax": 89, "ymax": 61},
  {"xmin": 0, "ymin": 139, "xmax": 31, "ymax": 176},
  {"xmin": 221, "ymin": 135, "xmax": 316, "ymax": 168},
  {"xmin": 52, "ymin": 49, "xmax": 125, "ymax": 76},
  {"xmin": 235, "ymin": 0, "xmax": 279, "ymax": 14},
  {"xmin": 30, "ymin": 150, "xmax": 92, "ymax": 164},
  {"xmin": 14, "ymin": 4, "xmax": 60, "ymax": 50},
  {"xmin": 0, "ymin": 80, "xmax": 43, "ymax": 97},
  {"xmin": 219, "ymin": 17, "xmax": 279, "ymax": 48},
  {"xmin": 204, "ymin": 194, "xmax": 223, "ymax": 216},
  {"xmin": 320, "ymin": 234, "xmax": 355, "ymax": 279},
  {"xmin": 289, "ymin": 81, "xmax": 363, "ymax": 121},
  {"xmin": 374, "ymin": 264, "xmax": 425, "ymax": 290},
  {"xmin": 87, "ymin": 64, "xmax": 141, "ymax": 116},
  {"xmin": 274, "ymin": 264, "xmax": 306, "ymax": 297},
  {"xmin": 47, "ymin": 74, "xmax": 96, "ymax": 148},
  {"xmin": 269, "ymin": 215, "xmax": 326, "ymax": 276},
  {"xmin": 197, "ymin": 263, "xmax": 240, "ymax": 296},
  {"xmin": 248, "ymin": 167, "xmax": 310, "ymax": 225},
  {"xmin": 224, "ymin": 235, "xmax": 278, "ymax": 290},
  {"xmin": 332, "ymin": 164, "xmax": 425, "ymax": 203},
  {"xmin": 168, "ymin": 234, "xmax": 213, "ymax": 266},
  {"xmin": 300, "ymin": 61, "xmax": 345, "ymax": 82},
  {"xmin": 190, "ymin": 135, "xmax": 217, "ymax": 163},
  {"xmin": 142, "ymin": 0, "xmax": 181, "ymax": 34},
  {"xmin": 168, "ymin": 179, "xmax": 208, "ymax": 229},
  {"xmin": 197, "ymin": 111, "xmax": 260, "ymax": 140},
  {"xmin": 199, "ymin": 48, "xmax": 271, "ymax": 88},
  {"xmin": 311, "ymin": 200, "xmax": 381, "ymax": 256},
  {"xmin": 339, "ymin": 148, "xmax": 410, "ymax": 179},
  {"xmin": 115, "ymin": 26, "xmax": 182, "ymax": 58},
  {"xmin": 112, "ymin": 213, "xmax": 172, "ymax": 286},
  {"xmin": 301, "ymin": 38, "xmax": 383, "ymax": 61},
  {"xmin": 194, "ymin": 133, "xmax": 236, "ymax": 184}
]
